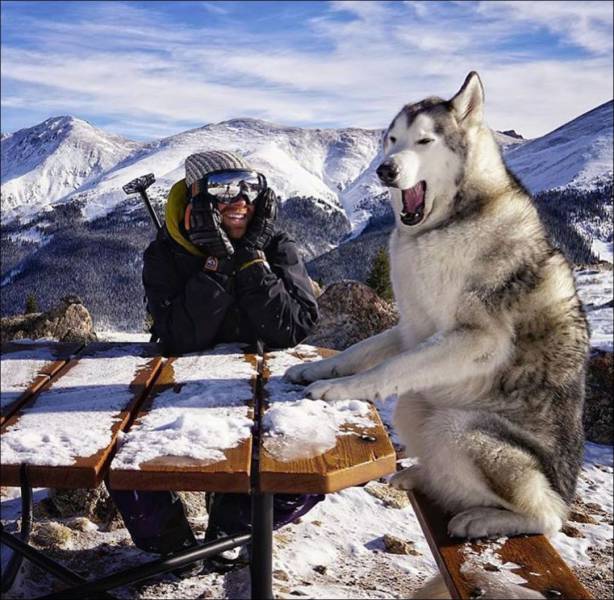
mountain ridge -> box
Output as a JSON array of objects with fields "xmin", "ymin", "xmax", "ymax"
[{"xmin": 1, "ymin": 102, "xmax": 612, "ymax": 329}]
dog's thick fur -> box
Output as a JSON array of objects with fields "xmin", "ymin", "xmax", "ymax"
[{"xmin": 286, "ymin": 72, "xmax": 589, "ymax": 540}]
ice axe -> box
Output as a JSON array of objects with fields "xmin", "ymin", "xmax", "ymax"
[{"xmin": 122, "ymin": 173, "xmax": 162, "ymax": 231}]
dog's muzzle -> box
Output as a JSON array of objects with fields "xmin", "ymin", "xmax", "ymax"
[{"xmin": 376, "ymin": 160, "xmax": 399, "ymax": 186}]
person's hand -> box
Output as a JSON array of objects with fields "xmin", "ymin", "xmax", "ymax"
[
  {"xmin": 239, "ymin": 188, "xmax": 278, "ymax": 250},
  {"xmin": 187, "ymin": 195, "xmax": 234, "ymax": 258}
]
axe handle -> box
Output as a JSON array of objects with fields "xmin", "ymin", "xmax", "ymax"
[{"xmin": 139, "ymin": 190, "xmax": 162, "ymax": 231}]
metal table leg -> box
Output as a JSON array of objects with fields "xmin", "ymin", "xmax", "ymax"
[
  {"xmin": 250, "ymin": 491, "xmax": 273, "ymax": 600},
  {"xmin": 1, "ymin": 463, "xmax": 33, "ymax": 592}
]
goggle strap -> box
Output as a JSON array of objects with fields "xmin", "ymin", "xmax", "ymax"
[{"xmin": 190, "ymin": 181, "xmax": 201, "ymax": 198}]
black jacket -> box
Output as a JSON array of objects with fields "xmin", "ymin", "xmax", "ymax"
[{"xmin": 142, "ymin": 227, "xmax": 319, "ymax": 355}]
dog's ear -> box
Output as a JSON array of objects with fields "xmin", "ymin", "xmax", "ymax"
[{"xmin": 450, "ymin": 71, "xmax": 484, "ymax": 128}]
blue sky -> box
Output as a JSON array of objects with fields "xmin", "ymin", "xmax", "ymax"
[{"xmin": 1, "ymin": 0, "xmax": 613, "ymax": 140}]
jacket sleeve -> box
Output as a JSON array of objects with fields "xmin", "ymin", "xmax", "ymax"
[
  {"xmin": 234, "ymin": 234, "xmax": 319, "ymax": 349},
  {"xmin": 142, "ymin": 238, "xmax": 234, "ymax": 355}
]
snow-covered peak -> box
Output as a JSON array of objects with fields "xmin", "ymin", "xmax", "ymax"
[
  {"xmin": 1, "ymin": 116, "xmax": 140, "ymax": 221},
  {"xmin": 504, "ymin": 100, "xmax": 613, "ymax": 194},
  {"xmin": 2, "ymin": 102, "xmax": 612, "ymax": 227},
  {"xmin": 65, "ymin": 117, "xmax": 382, "ymax": 221}
]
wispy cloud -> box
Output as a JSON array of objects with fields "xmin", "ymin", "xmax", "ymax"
[{"xmin": 1, "ymin": 1, "xmax": 612, "ymax": 139}]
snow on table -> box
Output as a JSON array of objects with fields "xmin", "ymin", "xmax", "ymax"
[
  {"xmin": 111, "ymin": 344, "xmax": 257, "ymax": 472},
  {"xmin": 0, "ymin": 343, "xmax": 78, "ymax": 412},
  {"xmin": 259, "ymin": 345, "xmax": 396, "ymax": 494},
  {"xmin": 0, "ymin": 344, "xmax": 156, "ymax": 469},
  {"xmin": 262, "ymin": 345, "xmax": 374, "ymax": 462}
]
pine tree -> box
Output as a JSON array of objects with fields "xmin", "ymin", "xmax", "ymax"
[
  {"xmin": 366, "ymin": 247, "xmax": 393, "ymax": 302},
  {"xmin": 24, "ymin": 293, "xmax": 39, "ymax": 314}
]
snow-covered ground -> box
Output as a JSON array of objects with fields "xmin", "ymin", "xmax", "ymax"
[{"xmin": 575, "ymin": 267, "xmax": 614, "ymax": 352}]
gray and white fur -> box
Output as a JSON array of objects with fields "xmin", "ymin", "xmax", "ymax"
[{"xmin": 285, "ymin": 72, "xmax": 589, "ymax": 540}]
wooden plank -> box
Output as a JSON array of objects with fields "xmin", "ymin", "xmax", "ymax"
[
  {"xmin": 409, "ymin": 489, "xmax": 592, "ymax": 599},
  {"xmin": 259, "ymin": 346, "xmax": 397, "ymax": 494},
  {"xmin": 0, "ymin": 342, "xmax": 83, "ymax": 425},
  {"xmin": 0, "ymin": 343, "xmax": 162, "ymax": 489},
  {"xmin": 109, "ymin": 348, "xmax": 258, "ymax": 493}
]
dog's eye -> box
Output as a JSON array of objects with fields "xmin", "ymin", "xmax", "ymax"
[
  {"xmin": 389, "ymin": 136, "xmax": 397, "ymax": 144},
  {"xmin": 417, "ymin": 138, "xmax": 434, "ymax": 145}
]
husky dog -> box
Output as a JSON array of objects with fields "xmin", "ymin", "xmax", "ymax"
[{"xmin": 286, "ymin": 72, "xmax": 589, "ymax": 540}]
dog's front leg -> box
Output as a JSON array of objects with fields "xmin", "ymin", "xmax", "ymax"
[
  {"xmin": 285, "ymin": 327, "xmax": 402, "ymax": 384},
  {"xmin": 305, "ymin": 324, "xmax": 511, "ymax": 402}
]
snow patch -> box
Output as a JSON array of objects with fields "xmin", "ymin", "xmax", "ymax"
[
  {"xmin": 112, "ymin": 345, "xmax": 257, "ymax": 469},
  {"xmin": 262, "ymin": 347, "xmax": 374, "ymax": 461}
]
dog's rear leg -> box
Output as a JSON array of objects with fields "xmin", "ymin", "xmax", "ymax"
[{"xmin": 447, "ymin": 425, "xmax": 567, "ymax": 538}]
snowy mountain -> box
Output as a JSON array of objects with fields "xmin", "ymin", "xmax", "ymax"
[
  {"xmin": 1, "ymin": 117, "xmax": 381, "ymax": 227},
  {"xmin": 1, "ymin": 102, "xmax": 612, "ymax": 328},
  {"xmin": 1, "ymin": 117, "xmax": 140, "ymax": 220},
  {"xmin": 505, "ymin": 100, "xmax": 613, "ymax": 194}
]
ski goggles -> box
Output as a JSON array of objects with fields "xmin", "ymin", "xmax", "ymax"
[{"xmin": 191, "ymin": 169, "xmax": 267, "ymax": 205}]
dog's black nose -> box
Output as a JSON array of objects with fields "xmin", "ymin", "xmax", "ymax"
[{"xmin": 376, "ymin": 161, "xmax": 399, "ymax": 184}]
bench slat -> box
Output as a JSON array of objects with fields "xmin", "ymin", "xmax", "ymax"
[
  {"xmin": 259, "ymin": 347, "xmax": 397, "ymax": 493},
  {"xmin": 109, "ymin": 349, "xmax": 258, "ymax": 493},
  {"xmin": 0, "ymin": 342, "xmax": 82, "ymax": 425},
  {"xmin": 0, "ymin": 343, "xmax": 162, "ymax": 489},
  {"xmin": 409, "ymin": 489, "xmax": 592, "ymax": 599}
]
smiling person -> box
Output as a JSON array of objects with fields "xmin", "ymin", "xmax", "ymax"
[{"xmin": 108, "ymin": 150, "xmax": 321, "ymax": 575}]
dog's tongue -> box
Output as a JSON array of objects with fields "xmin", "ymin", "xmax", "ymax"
[
  {"xmin": 402, "ymin": 181, "xmax": 425, "ymax": 213},
  {"xmin": 400, "ymin": 181, "xmax": 426, "ymax": 226}
]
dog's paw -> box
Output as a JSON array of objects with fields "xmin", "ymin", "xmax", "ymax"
[
  {"xmin": 389, "ymin": 465, "xmax": 422, "ymax": 491},
  {"xmin": 284, "ymin": 360, "xmax": 342, "ymax": 384},
  {"xmin": 448, "ymin": 507, "xmax": 531, "ymax": 539},
  {"xmin": 304, "ymin": 378, "xmax": 352, "ymax": 401},
  {"xmin": 284, "ymin": 363, "xmax": 312, "ymax": 383}
]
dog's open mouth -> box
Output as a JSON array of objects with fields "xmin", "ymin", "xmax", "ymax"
[{"xmin": 401, "ymin": 181, "xmax": 426, "ymax": 226}]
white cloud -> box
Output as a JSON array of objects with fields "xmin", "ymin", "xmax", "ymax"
[
  {"xmin": 478, "ymin": 1, "xmax": 614, "ymax": 55},
  {"xmin": 1, "ymin": 0, "xmax": 612, "ymax": 139}
]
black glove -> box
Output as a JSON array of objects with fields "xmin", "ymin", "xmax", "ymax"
[
  {"xmin": 187, "ymin": 195, "xmax": 234, "ymax": 258},
  {"xmin": 240, "ymin": 188, "xmax": 278, "ymax": 250},
  {"xmin": 233, "ymin": 246, "xmax": 267, "ymax": 274}
]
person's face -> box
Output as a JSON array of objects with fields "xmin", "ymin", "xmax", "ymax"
[{"xmin": 218, "ymin": 196, "xmax": 256, "ymax": 239}]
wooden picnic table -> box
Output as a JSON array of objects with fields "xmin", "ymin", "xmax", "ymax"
[
  {"xmin": 0, "ymin": 341, "xmax": 592, "ymax": 599},
  {"xmin": 0, "ymin": 341, "xmax": 396, "ymax": 599}
]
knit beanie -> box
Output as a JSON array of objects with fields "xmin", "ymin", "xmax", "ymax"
[{"xmin": 185, "ymin": 151, "xmax": 253, "ymax": 188}]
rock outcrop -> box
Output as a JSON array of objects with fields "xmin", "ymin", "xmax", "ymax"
[
  {"xmin": 0, "ymin": 295, "xmax": 96, "ymax": 344},
  {"xmin": 304, "ymin": 280, "xmax": 398, "ymax": 350}
]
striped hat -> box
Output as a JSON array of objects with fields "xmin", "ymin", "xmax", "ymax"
[{"xmin": 185, "ymin": 151, "xmax": 253, "ymax": 187}]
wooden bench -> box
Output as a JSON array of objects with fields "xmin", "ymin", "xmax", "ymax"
[
  {"xmin": 409, "ymin": 490, "xmax": 592, "ymax": 599},
  {"xmin": 0, "ymin": 342, "xmax": 395, "ymax": 599}
]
